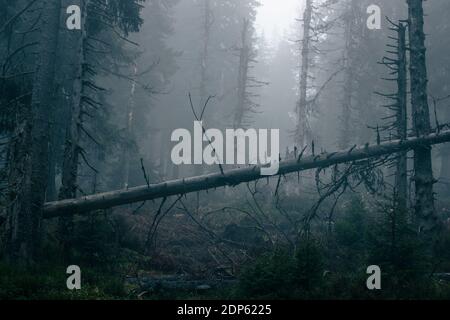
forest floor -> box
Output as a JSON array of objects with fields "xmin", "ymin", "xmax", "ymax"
[{"xmin": 3, "ymin": 189, "xmax": 450, "ymax": 300}]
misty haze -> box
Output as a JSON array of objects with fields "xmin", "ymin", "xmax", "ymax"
[{"xmin": 1, "ymin": 0, "xmax": 450, "ymax": 303}]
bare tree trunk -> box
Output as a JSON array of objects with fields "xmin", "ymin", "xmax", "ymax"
[
  {"xmin": 200, "ymin": 0, "xmax": 212, "ymax": 112},
  {"xmin": 407, "ymin": 0, "xmax": 438, "ymax": 233},
  {"xmin": 46, "ymin": 138, "xmax": 57, "ymax": 202},
  {"xmin": 57, "ymin": 0, "xmax": 88, "ymax": 260},
  {"xmin": 159, "ymin": 128, "xmax": 170, "ymax": 178},
  {"xmin": 439, "ymin": 146, "xmax": 450, "ymax": 193},
  {"xmin": 121, "ymin": 63, "xmax": 138, "ymax": 189},
  {"xmin": 396, "ymin": 23, "xmax": 408, "ymax": 213},
  {"xmin": 195, "ymin": 0, "xmax": 213, "ymax": 176},
  {"xmin": 296, "ymin": 0, "xmax": 313, "ymax": 149},
  {"xmin": 59, "ymin": 0, "xmax": 87, "ymax": 200},
  {"xmin": 6, "ymin": 0, "xmax": 61, "ymax": 264},
  {"xmin": 234, "ymin": 19, "xmax": 250, "ymax": 129},
  {"xmin": 339, "ymin": 0, "xmax": 358, "ymax": 149},
  {"xmin": 42, "ymin": 130, "xmax": 450, "ymax": 218}
]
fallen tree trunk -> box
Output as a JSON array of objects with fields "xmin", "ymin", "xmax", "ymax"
[{"xmin": 43, "ymin": 130, "xmax": 450, "ymax": 218}]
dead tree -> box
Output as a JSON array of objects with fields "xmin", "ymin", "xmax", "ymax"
[
  {"xmin": 60, "ymin": 0, "xmax": 137, "ymax": 198},
  {"xmin": 234, "ymin": 19, "xmax": 251, "ymax": 128},
  {"xmin": 59, "ymin": 0, "xmax": 88, "ymax": 201},
  {"xmin": 6, "ymin": 0, "xmax": 62, "ymax": 263},
  {"xmin": 339, "ymin": 0, "xmax": 362, "ymax": 149},
  {"xmin": 200, "ymin": 0, "xmax": 212, "ymax": 115},
  {"xmin": 407, "ymin": 0, "xmax": 438, "ymax": 233},
  {"xmin": 234, "ymin": 19, "xmax": 250, "ymax": 129},
  {"xmin": 195, "ymin": 0, "xmax": 213, "ymax": 176},
  {"xmin": 377, "ymin": 19, "xmax": 408, "ymax": 213},
  {"xmin": 57, "ymin": 0, "xmax": 90, "ymax": 259},
  {"xmin": 294, "ymin": 0, "xmax": 339, "ymax": 149},
  {"xmin": 42, "ymin": 130, "xmax": 450, "ymax": 218},
  {"xmin": 234, "ymin": 18, "xmax": 263, "ymax": 129},
  {"xmin": 0, "ymin": 1, "xmax": 40, "ymax": 223},
  {"xmin": 396, "ymin": 23, "xmax": 408, "ymax": 213},
  {"xmin": 121, "ymin": 63, "xmax": 138, "ymax": 189},
  {"xmin": 295, "ymin": 0, "xmax": 313, "ymax": 149}
]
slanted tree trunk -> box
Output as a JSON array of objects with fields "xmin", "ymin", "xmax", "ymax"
[
  {"xmin": 295, "ymin": 0, "xmax": 313, "ymax": 149},
  {"xmin": 6, "ymin": 0, "xmax": 61, "ymax": 264},
  {"xmin": 407, "ymin": 0, "xmax": 438, "ymax": 233},
  {"xmin": 42, "ymin": 130, "xmax": 450, "ymax": 218}
]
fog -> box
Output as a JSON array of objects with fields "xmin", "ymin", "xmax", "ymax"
[{"xmin": 2, "ymin": 0, "xmax": 450, "ymax": 300}]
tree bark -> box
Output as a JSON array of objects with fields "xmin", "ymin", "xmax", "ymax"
[
  {"xmin": 295, "ymin": 0, "xmax": 313, "ymax": 149},
  {"xmin": 59, "ymin": 0, "xmax": 86, "ymax": 200},
  {"xmin": 6, "ymin": 0, "xmax": 61, "ymax": 263},
  {"xmin": 234, "ymin": 19, "xmax": 251, "ymax": 129},
  {"xmin": 57, "ymin": 0, "xmax": 87, "ymax": 260},
  {"xmin": 407, "ymin": 0, "xmax": 438, "ymax": 233},
  {"xmin": 200, "ymin": 0, "xmax": 211, "ymax": 111},
  {"xmin": 339, "ymin": 0, "xmax": 357, "ymax": 149},
  {"xmin": 396, "ymin": 23, "xmax": 408, "ymax": 213},
  {"xmin": 195, "ymin": 0, "xmax": 212, "ymax": 176},
  {"xmin": 121, "ymin": 63, "xmax": 138, "ymax": 189},
  {"xmin": 439, "ymin": 145, "xmax": 450, "ymax": 193},
  {"xmin": 42, "ymin": 130, "xmax": 450, "ymax": 218}
]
